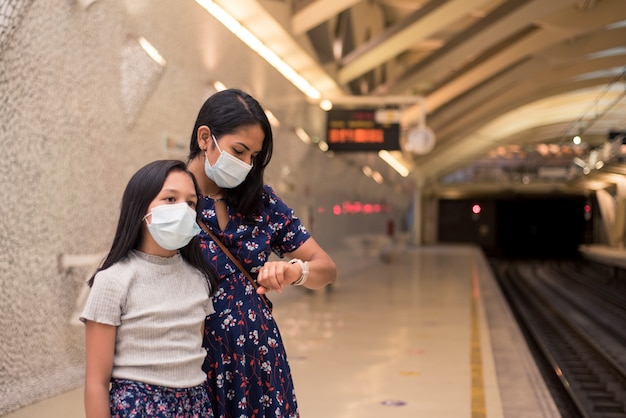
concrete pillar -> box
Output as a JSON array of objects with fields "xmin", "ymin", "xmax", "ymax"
[
  {"xmin": 596, "ymin": 189, "xmax": 617, "ymax": 245},
  {"xmin": 595, "ymin": 179, "xmax": 626, "ymax": 248},
  {"xmin": 615, "ymin": 181, "xmax": 626, "ymax": 247},
  {"xmin": 408, "ymin": 174, "xmax": 425, "ymax": 246},
  {"xmin": 410, "ymin": 187, "xmax": 422, "ymax": 246}
]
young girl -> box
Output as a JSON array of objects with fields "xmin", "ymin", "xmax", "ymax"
[{"xmin": 80, "ymin": 160, "xmax": 219, "ymax": 418}]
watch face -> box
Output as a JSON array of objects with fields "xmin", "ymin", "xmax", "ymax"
[{"xmin": 406, "ymin": 126, "xmax": 436, "ymax": 155}]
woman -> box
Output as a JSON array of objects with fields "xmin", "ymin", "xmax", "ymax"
[
  {"xmin": 81, "ymin": 160, "xmax": 218, "ymax": 418},
  {"xmin": 187, "ymin": 88, "xmax": 337, "ymax": 418}
]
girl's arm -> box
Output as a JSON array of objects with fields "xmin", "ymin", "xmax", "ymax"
[{"xmin": 84, "ymin": 321, "xmax": 116, "ymax": 418}]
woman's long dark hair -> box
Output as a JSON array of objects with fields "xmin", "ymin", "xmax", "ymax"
[
  {"xmin": 188, "ymin": 88, "xmax": 273, "ymax": 218},
  {"xmin": 89, "ymin": 160, "xmax": 218, "ymax": 294}
]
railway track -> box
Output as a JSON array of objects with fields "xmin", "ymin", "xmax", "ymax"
[{"xmin": 491, "ymin": 259, "xmax": 626, "ymax": 418}]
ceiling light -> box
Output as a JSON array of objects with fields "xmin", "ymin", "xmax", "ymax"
[
  {"xmin": 607, "ymin": 19, "xmax": 626, "ymax": 29},
  {"xmin": 294, "ymin": 127, "xmax": 311, "ymax": 144},
  {"xmin": 574, "ymin": 157, "xmax": 587, "ymax": 168},
  {"xmin": 536, "ymin": 144, "xmax": 550, "ymax": 156},
  {"xmin": 195, "ymin": 0, "xmax": 321, "ymax": 100},
  {"xmin": 573, "ymin": 66, "xmax": 625, "ymax": 81},
  {"xmin": 378, "ymin": 150, "xmax": 410, "ymax": 177},
  {"xmin": 586, "ymin": 47, "xmax": 626, "ymax": 60},
  {"xmin": 573, "ymin": 135, "xmax": 582, "ymax": 144},
  {"xmin": 371, "ymin": 171, "xmax": 384, "ymax": 184},
  {"xmin": 137, "ymin": 37, "xmax": 166, "ymax": 66},
  {"xmin": 213, "ymin": 81, "xmax": 227, "ymax": 91},
  {"xmin": 265, "ymin": 110, "xmax": 280, "ymax": 128},
  {"xmin": 319, "ymin": 99, "xmax": 333, "ymax": 111}
]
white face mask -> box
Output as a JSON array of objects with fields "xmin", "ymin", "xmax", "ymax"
[
  {"xmin": 144, "ymin": 203, "xmax": 201, "ymax": 250},
  {"xmin": 204, "ymin": 134, "xmax": 253, "ymax": 188}
]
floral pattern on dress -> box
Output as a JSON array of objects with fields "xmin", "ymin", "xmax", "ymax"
[
  {"xmin": 109, "ymin": 379, "xmax": 213, "ymax": 418},
  {"xmin": 199, "ymin": 185, "xmax": 309, "ymax": 418}
]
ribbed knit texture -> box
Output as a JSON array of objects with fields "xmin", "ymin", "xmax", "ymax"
[{"xmin": 80, "ymin": 250, "xmax": 214, "ymax": 388}]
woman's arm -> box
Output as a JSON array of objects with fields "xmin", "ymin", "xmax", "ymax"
[
  {"xmin": 84, "ymin": 321, "xmax": 116, "ymax": 418},
  {"xmin": 257, "ymin": 237, "xmax": 336, "ymax": 294}
]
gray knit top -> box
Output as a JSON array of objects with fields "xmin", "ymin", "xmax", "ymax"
[{"xmin": 80, "ymin": 250, "xmax": 214, "ymax": 388}]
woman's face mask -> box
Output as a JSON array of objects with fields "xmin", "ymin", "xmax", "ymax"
[
  {"xmin": 144, "ymin": 202, "xmax": 201, "ymax": 250},
  {"xmin": 204, "ymin": 134, "xmax": 253, "ymax": 189}
]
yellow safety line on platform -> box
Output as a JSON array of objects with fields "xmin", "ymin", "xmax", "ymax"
[{"xmin": 471, "ymin": 261, "xmax": 487, "ymax": 418}]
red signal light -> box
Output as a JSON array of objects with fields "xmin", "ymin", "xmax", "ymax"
[{"xmin": 584, "ymin": 203, "xmax": 591, "ymax": 220}]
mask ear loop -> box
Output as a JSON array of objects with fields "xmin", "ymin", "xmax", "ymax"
[
  {"xmin": 211, "ymin": 134, "xmax": 222, "ymax": 153},
  {"xmin": 204, "ymin": 138, "xmax": 219, "ymax": 170},
  {"xmin": 205, "ymin": 134, "xmax": 222, "ymax": 168}
]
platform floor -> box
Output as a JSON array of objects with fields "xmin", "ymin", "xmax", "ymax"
[{"xmin": 3, "ymin": 245, "xmax": 561, "ymax": 418}]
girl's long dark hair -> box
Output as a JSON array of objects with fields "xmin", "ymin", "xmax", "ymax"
[
  {"xmin": 89, "ymin": 160, "xmax": 218, "ymax": 294},
  {"xmin": 188, "ymin": 88, "xmax": 273, "ymax": 219}
]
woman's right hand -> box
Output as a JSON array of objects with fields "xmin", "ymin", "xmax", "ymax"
[{"xmin": 257, "ymin": 260, "xmax": 301, "ymax": 294}]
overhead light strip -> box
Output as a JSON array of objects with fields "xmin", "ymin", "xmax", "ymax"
[
  {"xmin": 195, "ymin": 0, "xmax": 321, "ymax": 100},
  {"xmin": 378, "ymin": 150, "xmax": 410, "ymax": 177},
  {"xmin": 294, "ymin": 127, "xmax": 311, "ymax": 144},
  {"xmin": 138, "ymin": 37, "xmax": 166, "ymax": 66}
]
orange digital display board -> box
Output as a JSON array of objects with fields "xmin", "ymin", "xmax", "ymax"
[{"xmin": 326, "ymin": 109, "xmax": 400, "ymax": 151}]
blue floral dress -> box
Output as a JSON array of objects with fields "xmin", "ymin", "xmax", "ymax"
[{"xmin": 198, "ymin": 185, "xmax": 309, "ymax": 418}]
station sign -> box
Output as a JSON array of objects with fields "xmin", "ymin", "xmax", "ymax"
[{"xmin": 326, "ymin": 108, "xmax": 400, "ymax": 151}]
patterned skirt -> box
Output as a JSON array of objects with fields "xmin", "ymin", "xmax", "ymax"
[{"xmin": 110, "ymin": 379, "xmax": 214, "ymax": 418}]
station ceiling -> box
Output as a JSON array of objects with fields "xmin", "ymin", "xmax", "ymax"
[{"xmin": 213, "ymin": 0, "xmax": 626, "ymax": 196}]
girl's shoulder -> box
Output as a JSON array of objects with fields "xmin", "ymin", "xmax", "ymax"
[{"xmin": 92, "ymin": 253, "xmax": 139, "ymax": 287}]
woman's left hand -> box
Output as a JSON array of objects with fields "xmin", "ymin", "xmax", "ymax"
[{"xmin": 256, "ymin": 261, "xmax": 301, "ymax": 294}]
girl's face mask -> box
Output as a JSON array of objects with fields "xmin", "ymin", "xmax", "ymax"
[
  {"xmin": 144, "ymin": 203, "xmax": 201, "ymax": 250},
  {"xmin": 204, "ymin": 134, "xmax": 253, "ymax": 189}
]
